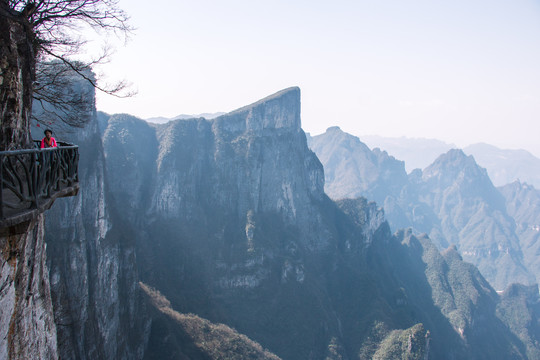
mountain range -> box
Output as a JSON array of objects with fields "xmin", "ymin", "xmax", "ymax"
[
  {"xmin": 359, "ymin": 135, "xmax": 455, "ymax": 173},
  {"xmin": 32, "ymin": 87, "xmax": 540, "ymax": 359},
  {"xmin": 308, "ymin": 127, "xmax": 540, "ymax": 292},
  {"xmin": 145, "ymin": 112, "xmax": 226, "ymax": 124},
  {"xmin": 357, "ymin": 134, "xmax": 540, "ymax": 188}
]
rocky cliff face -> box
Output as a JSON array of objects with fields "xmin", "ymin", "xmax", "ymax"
[
  {"xmin": 0, "ymin": 216, "xmax": 58, "ymax": 360},
  {"xmin": 97, "ymin": 87, "xmax": 534, "ymax": 359},
  {"xmin": 104, "ymin": 88, "xmax": 347, "ymax": 359},
  {"xmin": 148, "ymin": 87, "xmax": 325, "ymax": 245}
]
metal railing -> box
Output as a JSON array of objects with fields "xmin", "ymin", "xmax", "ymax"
[{"xmin": 0, "ymin": 141, "xmax": 79, "ymax": 228}]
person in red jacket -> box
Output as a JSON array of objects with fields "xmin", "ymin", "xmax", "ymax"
[{"xmin": 40, "ymin": 129, "xmax": 57, "ymax": 148}]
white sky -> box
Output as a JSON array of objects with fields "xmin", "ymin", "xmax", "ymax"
[{"xmin": 89, "ymin": 0, "xmax": 540, "ymax": 157}]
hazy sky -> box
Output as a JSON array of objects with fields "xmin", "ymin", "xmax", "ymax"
[{"xmin": 90, "ymin": 0, "xmax": 540, "ymax": 156}]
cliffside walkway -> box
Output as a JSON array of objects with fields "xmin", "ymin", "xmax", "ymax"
[{"xmin": 0, "ymin": 142, "xmax": 79, "ymax": 230}]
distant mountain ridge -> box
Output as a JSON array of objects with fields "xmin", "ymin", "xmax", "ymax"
[
  {"xmin": 306, "ymin": 126, "xmax": 408, "ymax": 203},
  {"xmin": 357, "ymin": 134, "xmax": 540, "ymax": 188},
  {"xmin": 309, "ymin": 127, "xmax": 536, "ymax": 291},
  {"xmin": 145, "ymin": 112, "xmax": 226, "ymax": 124},
  {"xmin": 359, "ymin": 134, "xmax": 455, "ymax": 172},
  {"xmin": 464, "ymin": 143, "xmax": 540, "ymax": 188}
]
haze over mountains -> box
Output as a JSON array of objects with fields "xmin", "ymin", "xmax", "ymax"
[
  {"xmin": 358, "ymin": 134, "xmax": 540, "ymax": 188},
  {"xmin": 145, "ymin": 112, "xmax": 226, "ymax": 124},
  {"xmin": 464, "ymin": 143, "xmax": 540, "ymax": 189},
  {"xmin": 21, "ymin": 85, "xmax": 540, "ymax": 359},
  {"xmin": 359, "ymin": 135, "xmax": 455, "ymax": 173}
]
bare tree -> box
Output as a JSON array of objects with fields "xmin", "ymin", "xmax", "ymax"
[
  {"xmin": 33, "ymin": 60, "xmax": 97, "ymax": 131},
  {"xmin": 0, "ymin": 0, "xmax": 132, "ymax": 149}
]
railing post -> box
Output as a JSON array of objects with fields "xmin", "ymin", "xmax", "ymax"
[
  {"xmin": 32, "ymin": 151, "xmax": 39, "ymax": 209},
  {"xmin": 48, "ymin": 149, "xmax": 55, "ymax": 195}
]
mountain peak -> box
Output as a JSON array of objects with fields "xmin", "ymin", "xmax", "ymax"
[
  {"xmin": 219, "ymin": 87, "xmax": 301, "ymax": 132},
  {"xmin": 314, "ymin": 126, "xmax": 370, "ymax": 155},
  {"xmin": 326, "ymin": 126, "xmax": 342, "ymax": 133},
  {"xmin": 440, "ymin": 148, "xmax": 468, "ymax": 161},
  {"xmin": 231, "ymin": 87, "xmax": 300, "ymax": 112},
  {"xmin": 421, "ymin": 148, "xmax": 501, "ymax": 204},
  {"xmin": 423, "ymin": 148, "xmax": 482, "ymax": 179}
]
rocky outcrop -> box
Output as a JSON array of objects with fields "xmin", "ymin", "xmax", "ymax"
[
  {"xmin": 371, "ymin": 323, "xmax": 429, "ymax": 360},
  {"xmin": 335, "ymin": 197, "xmax": 386, "ymax": 246},
  {"xmin": 0, "ymin": 216, "xmax": 57, "ymax": 360},
  {"xmin": 497, "ymin": 283, "xmax": 540, "ymax": 359}
]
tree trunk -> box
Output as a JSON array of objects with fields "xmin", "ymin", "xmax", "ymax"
[{"xmin": 0, "ymin": 8, "xmax": 35, "ymax": 150}]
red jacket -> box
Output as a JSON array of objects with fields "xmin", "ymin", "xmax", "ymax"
[{"xmin": 41, "ymin": 137, "xmax": 57, "ymax": 148}]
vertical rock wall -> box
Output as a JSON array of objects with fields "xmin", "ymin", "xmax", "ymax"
[
  {"xmin": 0, "ymin": 7, "xmax": 57, "ymax": 360},
  {"xmin": 0, "ymin": 216, "xmax": 58, "ymax": 359},
  {"xmin": 43, "ymin": 96, "xmax": 149, "ymax": 359}
]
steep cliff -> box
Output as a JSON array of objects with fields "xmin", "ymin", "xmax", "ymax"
[
  {"xmin": 41, "ymin": 80, "xmax": 149, "ymax": 359},
  {"xmin": 104, "ymin": 88, "xmax": 347, "ymax": 359},
  {"xmin": 0, "ymin": 216, "xmax": 58, "ymax": 359},
  {"xmin": 99, "ymin": 87, "xmax": 532, "ymax": 359},
  {"xmin": 23, "ymin": 75, "xmax": 287, "ymax": 360},
  {"xmin": 0, "ymin": 16, "xmax": 58, "ymax": 359}
]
